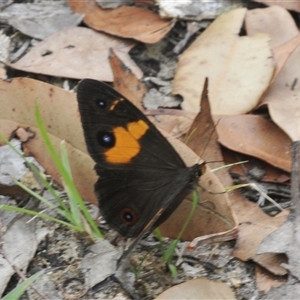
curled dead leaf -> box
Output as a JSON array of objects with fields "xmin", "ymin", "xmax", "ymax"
[{"xmin": 68, "ymin": 0, "xmax": 173, "ymax": 43}]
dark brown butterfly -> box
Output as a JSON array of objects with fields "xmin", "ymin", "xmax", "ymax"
[{"xmin": 77, "ymin": 79, "xmax": 203, "ymax": 238}]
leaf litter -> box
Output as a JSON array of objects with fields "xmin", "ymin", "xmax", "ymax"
[
  {"xmin": 0, "ymin": 0, "xmax": 299, "ymax": 299},
  {"xmin": 0, "ymin": 1, "xmax": 84, "ymax": 40},
  {"xmin": 0, "ymin": 141, "xmax": 52, "ymax": 296}
]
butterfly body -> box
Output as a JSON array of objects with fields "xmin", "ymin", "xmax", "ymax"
[{"xmin": 77, "ymin": 79, "xmax": 202, "ymax": 237}]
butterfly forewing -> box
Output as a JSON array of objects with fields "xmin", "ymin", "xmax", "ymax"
[{"xmin": 77, "ymin": 79, "xmax": 186, "ymax": 169}]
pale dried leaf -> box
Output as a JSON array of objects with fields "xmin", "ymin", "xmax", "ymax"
[
  {"xmin": 0, "ymin": 213, "xmax": 51, "ymax": 297},
  {"xmin": 157, "ymin": 0, "xmax": 234, "ymax": 18},
  {"xmin": 109, "ymin": 49, "xmax": 146, "ymax": 111},
  {"xmin": 232, "ymin": 190, "xmax": 289, "ymax": 274},
  {"xmin": 80, "ymin": 240, "xmax": 118, "ymax": 288},
  {"xmin": 0, "ymin": 31, "xmax": 10, "ymax": 64},
  {"xmin": 234, "ymin": 210, "xmax": 289, "ymax": 262},
  {"xmin": 173, "ymin": 8, "xmax": 274, "ymax": 114},
  {"xmin": 255, "ymin": 265, "xmax": 286, "ymax": 292},
  {"xmin": 155, "ymin": 278, "xmax": 236, "ymax": 299},
  {"xmin": 247, "ymin": 6, "xmax": 300, "ymax": 141},
  {"xmin": 0, "ymin": 139, "xmax": 29, "ymax": 185},
  {"xmin": 0, "ymin": 2, "xmax": 83, "ymax": 40},
  {"xmin": 10, "ymin": 27, "xmax": 142, "ymax": 82},
  {"xmin": 216, "ymin": 115, "xmax": 292, "ymax": 172},
  {"xmin": 147, "ymin": 112, "xmax": 194, "ymax": 140},
  {"xmin": 253, "ymin": 0, "xmax": 300, "ymax": 13},
  {"xmin": 96, "ymin": 0, "xmax": 133, "ymax": 9},
  {"xmin": 68, "ymin": 0, "xmax": 173, "ymax": 43},
  {"xmin": 246, "ymin": 6, "xmax": 298, "ymax": 48}
]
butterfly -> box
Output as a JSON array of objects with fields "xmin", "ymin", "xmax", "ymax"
[{"xmin": 77, "ymin": 79, "xmax": 203, "ymax": 238}]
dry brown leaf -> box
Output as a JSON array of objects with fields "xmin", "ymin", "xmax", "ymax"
[
  {"xmin": 246, "ymin": 6, "xmax": 300, "ymax": 141},
  {"xmin": 0, "ymin": 67, "xmax": 6, "ymax": 80},
  {"xmin": 271, "ymin": 33, "xmax": 300, "ymax": 83},
  {"xmin": 173, "ymin": 8, "xmax": 274, "ymax": 114},
  {"xmin": 256, "ymin": 214, "xmax": 300, "ymax": 282},
  {"xmin": 253, "ymin": 0, "xmax": 300, "ymax": 13},
  {"xmin": 160, "ymin": 80, "xmax": 237, "ymax": 242},
  {"xmin": 147, "ymin": 111, "xmax": 194, "ymax": 140},
  {"xmin": 179, "ymin": 80, "xmax": 290, "ymax": 274},
  {"xmin": 247, "ymin": 7, "xmax": 300, "ymax": 288},
  {"xmin": 0, "ymin": 183, "xmax": 31, "ymax": 200},
  {"xmin": 255, "ymin": 264, "xmax": 287, "ymax": 293},
  {"xmin": 216, "ymin": 115, "xmax": 292, "ymax": 172},
  {"xmin": 246, "ymin": 6, "xmax": 298, "ymax": 48},
  {"xmin": 233, "ymin": 210, "xmax": 288, "ymax": 263},
  {"xmin": 109, "ymin": 49, "xmax": 146, "ymax": 111},
  {"xmin": 186, "ymin": 79, "xmax": 229, "ymax": 178},
  {"xmin": 209, "ymin": 122, "xmax": 290, "ymax": 276},
  {"xmin": 253, "ymin": 253, "xmax": 288, "ymax": 276},
  {"xmin": 10, "ymin": 27, "xmax": 142, "ymax": 82},
  {"xmin": 223, "ymin": 150, "xmax": 290, "ymax": 184},
  {"xmin": 246, "ymin": 6, "xmax": 300, "ymax": 83},
  {"xmin": 68, "ymin": 0, "xmax": 173, "ymax": 43},
  {"xmin": 262, "ymin": 54, "xmax": 300, "ymax": 141},
  {"xmin": 155, "ymin": 278, "xmax": 236, "ymax": 300},
  {"xmin": 231, "ymin": 190, "xmax": 289, "ymax": 273},
  {"xmin": 159, "ymin": 128, "xmax": 237, "ymax": 241},
  {"xmin": 0, "ymin": 77, "xmax": 98, "ymax": 205}
]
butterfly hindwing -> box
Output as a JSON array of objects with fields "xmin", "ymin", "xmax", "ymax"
[{"xmin": 96, "ymin": 166, "xmax": 198, "ymax": 237}]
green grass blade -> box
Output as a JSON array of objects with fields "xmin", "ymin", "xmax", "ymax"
[
  {"xmin": 175, "ymin": 190, "xmax": 199, "ymax": 240},
  {"xmin": 35, "ymin": 106, "xmax": 74, "ymax": 196},
  {"xmin": 0, "ymin": 132, "xmax": 70, "ymax": 213},
  {"xmin": 154, "ymin": 228, "xmax": 164, "ymax": 243},
  {"xmin": 1, "ymin": 107, "xmax": 102, "ymax": 238},
  {"xmin": 0, "ymin": 205, "xmax": 81, "ymax": 231},
  {"xmin": 35, "ymin": 106, "xmax": 102, "ymax": 238},
  {"xmin": 11, "ymin": 179, "xmax": 72, "ymax": 220},
  {"xmin": 2, "ymin": 270, "xmax": 44, "ymax": 300},
  {"xmin": 60, "ymin": 141, "xmax": 102, "ymax": 238},
  {"xmin": 184, "ymin": 127, "xmax": 197, "ymax": 144},
  {"xmin": 168, "ymin": 263, "xmax": 178, "ymax": 278},
  {"xmin": 163, "ymin": 191, "xmax": 199, "ymax": 262},
  {"xmin": 12, "ymin": 179, "xmax": 55, "ymax": 209},
  {"xmin": 60, "ymin": 141, "xmax": 81, "ymax": 224}
]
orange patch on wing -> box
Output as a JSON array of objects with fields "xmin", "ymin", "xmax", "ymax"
[
  {"xmin": 127, "ymin": 120, "xmax": 149, "ymax": 139},
  {"xmin": 109, "ymin": 98, "xmax": 124, "ymax": 111},
  {"xmin": 109, "ymin": 99, "xmax": 120, "ymax": 111},
  {"xmin": 105, "ymin": 120, "xmax": 149, "ymax": 163}
]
